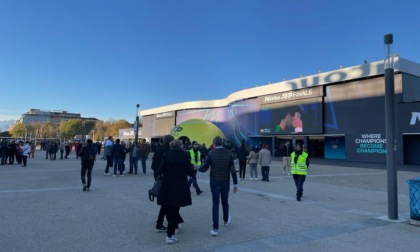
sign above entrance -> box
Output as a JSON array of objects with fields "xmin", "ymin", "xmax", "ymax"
[{"xmin": 259, "ymin": 86, "xmax": 323, "ymax": 105}]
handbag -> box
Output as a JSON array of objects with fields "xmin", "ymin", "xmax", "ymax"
[{"xmin": 148, "ymin": 176, "xmax": 163, "ymax": 202}]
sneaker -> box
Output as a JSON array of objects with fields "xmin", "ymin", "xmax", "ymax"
[
  {"xmin": 210, "ymin": 229, "xmax": 218, "ymax": 236},
  {"xmin": 166, "ymin": 236, "xmax": 178, "ymax": 244},
  {"xmin": 86, "ymin": 187, "xmax": 90, "ymax": 192},
  {"xmin": 113, "ymin": 175, "xmax": 116, "ymax": 177},
  {"xmin": 224, "ymin": 216, "xmax": 231, "ymax": 226},
  {"xmin": 104, "ymin": 173, "xmax": 109, "ymax": 175},
  {"xmin": 175, "ymin": 224, "xmax": 182, "ymax": 233},
  {"xmin": 156, "ymin": 226, "xmax": 167, "ymax": 232},
  {"xmin": 197, "ymin": 190, "xmax": 204, "ymax": 196},
  {"xmin": 120, "ymin": 174, "xmax": 124, "ymax": 177},
  {"xmin": 83, "ymin": 185, "xmax": 87, "ymax": 192}
]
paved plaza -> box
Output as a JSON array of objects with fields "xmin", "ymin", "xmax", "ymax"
[{"xmin": 1, "ymin": 150, "xmax": 420, "ymax": 252}]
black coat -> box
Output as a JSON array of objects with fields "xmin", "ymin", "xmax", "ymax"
[
  {"xmin": 151, "ymin": 144, "xmax": 170, "ymax": 171},
  {"xmin": 157, "ymin": 148, "xmax": 194, "ymax": 207}
]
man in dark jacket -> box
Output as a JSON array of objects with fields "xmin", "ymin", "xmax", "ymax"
[
  {"xmin": 111, "ymin": 139, "xmax": 125, "ymax": 176},
  {"xmin": 199, "ymin": 136, "xmax": 238, "ymax": 237},
  {"xmin": 78, "ymin": 139, "xmax": 96, "ymax": 191},
  {"xmin": 151, "ymin": 135, "xmax": 174, "ymax": 232},
  {"xmin": 157, "ymin": 139, "xmax": 194, "ymax": 244}
]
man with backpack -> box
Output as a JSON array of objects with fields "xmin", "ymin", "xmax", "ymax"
[{"xmin": 78, "ymin": 139, "xmax": 96, "ymax": 192}]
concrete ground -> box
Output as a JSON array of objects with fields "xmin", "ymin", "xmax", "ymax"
[{"xmin": 1, "ymin": 150, "xmax": 419, "ymax": 252}]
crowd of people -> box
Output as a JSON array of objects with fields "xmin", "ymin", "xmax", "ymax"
[{"xmin": 1, "ymin": 135, "xmax": 310, "ymax": 245}]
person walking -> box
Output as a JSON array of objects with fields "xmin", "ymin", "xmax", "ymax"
[
  {"xmin": 138, "ymin": 139, "xmax": 150, "ymax": 174},
  {"xmin": 111, "ymin": 139, "xmax": 125, "ymax": 176},
  {"xmin": 188, "ymin": 141, "xmax": 204, "ymax": 195},
  {"xmin": 151, "ymin": 135, "xmax": 174, "ymax": 232},
  {"xmin": 290, "ymin": 143, "xmax": 309, "ymax": 201},
  {"xmin": 65, "ymin": 142, "xmax": 70, "ymax": 159},
  {"xmin": 59, "ymin": 141, "xmax": 65, "ymax": 159},
  {"xmin": 236, "ymin": 145, "xmax": 249, "ymax": 180},
  {"xmin": 18, "ymin": 141, "xmax": 31, "ymax": 167},
  {"xmin": 30, "ymin": 141, "xmax": 36, "ymax": 158},
  {"xmin": 246, "ymin": 147, "xmax": 259, "ymax": 180},
  {"xmin": 128, "ymin": 141, "xmax": 140, "ymax": 174},
  {"xmin": 258, "ymin": 144, "xmax": 271, "ymax": 182},
  {"xmin": 104, "ymin": 136, "xmax": 113, "ymax": 175},
  {"xmin": 198, "ymin": 136, "xmax": 238, "ymax": 237},
  {"xmin": 157, "ymin": 139, "xmax": 194, "ymax": 244},
  {"xmin": 78, "ymin": 139, "xmax": 96, "ymax": 192},
  {"xmin": 282, "ymin": 141, "xmax": 292, "ymax": 175}
]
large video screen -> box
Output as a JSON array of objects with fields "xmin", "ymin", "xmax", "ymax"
[{"xmin": 259, "ymin": 97, "xmax": 323, "ymax": 135}]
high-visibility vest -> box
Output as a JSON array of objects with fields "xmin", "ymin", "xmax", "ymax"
[
  {"xmin": 290, "ymin": 151, "xmax": 308, "ymax": 175},
  {"xmin": 189, "ymin": 149, "xmax": 201, "ymax": 165}
]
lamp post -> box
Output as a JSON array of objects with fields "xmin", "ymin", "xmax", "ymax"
[
  {"xmin": 384, "ymin": 34, "xmax": 398, "ymax": 220},
  {"xmin": 134, "ymin": 104, "xmax": 140, "ymax": 143},
  {"xmin": 81, "ymin": 120, "xmax": 86, "ymax": 144}
]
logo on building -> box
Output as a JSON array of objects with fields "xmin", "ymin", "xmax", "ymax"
[{"xmin": 410, "ymin": 112, "xmax": 420, "ymax": 125}]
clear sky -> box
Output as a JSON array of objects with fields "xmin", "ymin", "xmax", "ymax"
[{"xmin": 1, "ymin": 0, "xmax": 419, "ymax": 122}]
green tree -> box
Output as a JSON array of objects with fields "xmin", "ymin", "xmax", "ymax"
[{"xmin": 10, "ymin": 124, "xmax": 27, "ymax": 137}]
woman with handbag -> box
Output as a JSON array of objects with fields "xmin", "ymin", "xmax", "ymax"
[{"xmin": 157, "ymin": 139, "xmax": 194, "ymax": 244}]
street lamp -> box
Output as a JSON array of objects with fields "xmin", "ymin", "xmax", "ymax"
[
  {"xmin": 134, "ymin": 104, "xmax": 140, "ymax": 143},
  {"xmin": 384, "ymin": 34, "xmax": 398, "ymax": 220},
  {"xmin": 81, "ymin": 120, "xmax": 86, "ymax": 144}
]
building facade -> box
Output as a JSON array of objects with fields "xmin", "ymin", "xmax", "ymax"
[{"xmin": 139, "ymin": 57, "xmax": 420, "ymax": 165}]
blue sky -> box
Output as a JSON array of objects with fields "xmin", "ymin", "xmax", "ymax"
[{"xmin": 1, "ymin": 0, "xmax": 419, "ymax": 123}]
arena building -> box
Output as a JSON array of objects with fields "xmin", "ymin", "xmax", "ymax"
[{"xmin": 139, "ymin": 57, "xmax": 420, "ymax": 165}]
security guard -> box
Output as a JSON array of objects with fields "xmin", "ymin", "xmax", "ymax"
[
  {"xmin": 290, "ymin": 143, "xmax": 309, "ymax": 201},
  {"xmin": 189, "ymin": 141, "xmax": 204, "ymax": 195}
]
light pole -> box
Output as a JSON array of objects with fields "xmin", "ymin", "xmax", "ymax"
[
  {"xmin": 81, "ymin": 120, "xmax": 86, "ymax": 144},
  {"xmin": 134, "ymin": 104, "xmax": 140, "ymax": 143},
  {"xmin": 384, "ymin": 34, "xmax": 398, "ymax": 220}
]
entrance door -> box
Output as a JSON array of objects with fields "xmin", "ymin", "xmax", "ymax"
[{"xmin": 403, "ymin": 134, "xmax": 420, "ymax": 165}]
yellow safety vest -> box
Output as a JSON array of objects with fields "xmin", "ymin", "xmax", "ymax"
[
  {"xmin": 290, "ymin": 151, "xmax": 308, "ymax": 175},
  {"xmin": 189, "ymin": 149, "xmax": 201, "ymax": 165}
]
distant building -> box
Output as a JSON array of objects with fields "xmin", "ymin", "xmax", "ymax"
[{"xmin": 15, "ymin": 109, "xmax": 98, "ymax": 125}]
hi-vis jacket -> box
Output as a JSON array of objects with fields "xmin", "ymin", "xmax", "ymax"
[
  {"xmin": 189, "ymin": 149, "xmax": 201, "ymax": 165},
  {"xmin": 290, "ymin": 151, "xmax": 309, "ymax": 175}
]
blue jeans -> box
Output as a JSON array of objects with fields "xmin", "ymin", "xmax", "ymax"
[
  {"xmin": 293, "ymin": 174, "xmax": 306, "ymax": 197},
  {"xmin": 130, "ymin": 156, "xmax": 139, "ymax": 174},
  {"xmin": 113, "ymin": 157, "xmax": 124, "ymax": 175},
  {"xmin": 210, "ymin": 180, "xmax": 230, "ymax": 230},
  {"xmin": 140, "ymin": 157, "xmax": 147, "ymax": 174}
]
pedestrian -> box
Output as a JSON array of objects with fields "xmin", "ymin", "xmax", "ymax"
[
  {"xmin": 198, "ymin": 136, "xmax": 238, "ymax": 237},
  {"xmin": 18, "ymin": 141, "xmax": 31, "ymax": 167},
  {"xmin": 138, "ymin": 139, "xmax": 150, "ymax": 174},
  {"xmin": 30, "ymin": 141, "xmax": 36, "ymax": 158},
  {"xmin": 128, "ymin": 141, "xmax": 140, "ymax": 174},
  {"xmin": 78, "ymin": 139, "xmax": 96, "ymax": 192},
  {"xmin": 236, "ymin": 145, "xmax": 249, "ymax": 180},
  {"xmin": 59, "ymin": 141, "xmax": 65, "ymax": 159},
  {"xmin": 45, "ymin": 141, "xmax": 50, "ymax": 160},
  {"xmin": 188, "ymin": 141, "xmax": 204, "ymax": 195},
  {"xmin": 111, "ymin": 139, "xmax": 125, "ymax": 176},
  {"xmin": 282, "ymin": 141, "xmax": 292, "ymax": 175},
  {"xmin": 246, "ymin": 146, "xmax": 259, "ymax": 180},
  {"xmin": 104, "ymin": 136, "xmax": 113, "ymax": 175},
  {"xmin": 151, "ymin": 134, "xmax": 174, "ymax": 232},
  {"xmin": 291, "ymin": 143, "xmax": 310, "ymax": 201},
  {"xmin": 74, "ymin": 141, "xmax": 81, "ymax": 159},
  {"xmin": 65, "ymin": 142, "xmax": 70, "ymax": 159},
  {"xmin": 258, "ymin": 144, "xmax": 271, "ymax": 182},
  {"xmin": 157, "ymin": 139, "xmax": 194, "ymax": 244}
]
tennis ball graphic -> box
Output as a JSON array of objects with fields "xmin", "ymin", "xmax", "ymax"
[{"xmin": 170, "ymin": 119, "xmax": 225, "ymax": 147}]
